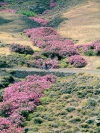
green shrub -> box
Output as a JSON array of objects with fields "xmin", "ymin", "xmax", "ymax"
[
  {"xmin": 9, "ymin": 44, "xmax": 34, "ymax": 55},
  {"xmin": 49, "ymin": 122, "xmax": 59, "ymax": 128},
  {"xmin": 65, "ymin": 107, "xmax": 75, "ymax": 112},
  {"xmin": 0, "ymin": 53, "xmax": 34, "ymax": 67},
  {"xmin": 40, "ymin": 97, "xmax": 51, "ymax": 104},
  {"xmin": 3, "ymin": 75, "xmax": 14, "ymax": 82},
  {"xmin": 34, "ymin": 117, "xmax": 43, "ymax": 124},
  {"xmin": 59, "ymin": 58, "xmax": 69, "ymax": 68},
  {"xmin": 85, "ymin": 119, "xmax": 94, "ymax": 124},
  {"xmin": 17, "ymin": 10, "xmax": 37, "ymax": 17},
  {"xmin": 62, "ymin": 129, "xmax": 73, "ymax": 133},
  {"xmin": 27, "ymin": 114, "xmax": 33, "ymax": 121},
  {"xmin": 36, "ymin": 105, "xmax": 46, "ymax": 112},
  {"xmin": 87, "ymin": 98, "xmax": 97, "ymax": 106},
  {"xmin": 0, "ymin": 60, "xmax": 8, "ymax": 67},
  {"xmin": 69, "ymin": 117, "xmax": 81, "ymax": 123},
  {"xmin": 84, "ymin": 50, "xmax": 94, "ymax": 56},
  {"xmin": 81, "ymin": 123, "xmax": 89, "ymax": 128}
]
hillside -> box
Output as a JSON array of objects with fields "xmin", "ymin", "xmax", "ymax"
[
  {"xmin": 42, "ymin": 0, "xmax": 100, "ymax": 44},
  {"xmin": 0, "ymin": 0, "xmax": 100, "ymax": 69},
  {"xmin": 1, "ymin": 0, "xmax": 100, "ymax": 133}
]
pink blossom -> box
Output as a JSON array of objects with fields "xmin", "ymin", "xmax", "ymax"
[
  {"xmin": 0, "ymin": 74, "xmax": 57, "ymax": 132},
  {"xmin": 68, "ymin": 55, "xmax": 87, "ymax": 67},
  {"xmin": 30, "ymin": 17, "xmax": 48, "ymax": 26},
  {"xmin": 0, "ymin": 9, "xmax": 16, "ymax": 13},
  {"xmin": 50, "ymin": 0, "xmax": 56, "ymax": 8}
]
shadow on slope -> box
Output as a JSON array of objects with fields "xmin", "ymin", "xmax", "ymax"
[
  {"xmin": 0, "ymin": 17, "xmax": 13, "ymax": 25},
  {"xmin": 47, "ymin": 15, "xmax": 68, "ymax": 28},
  {"xmin": 0, "ymin": 13, "xmax": 40, "ymax": 33}
]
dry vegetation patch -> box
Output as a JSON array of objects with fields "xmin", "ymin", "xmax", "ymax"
[{"xmin": 56, "ymin": 1, "xmax": 100, "ymax": 44}]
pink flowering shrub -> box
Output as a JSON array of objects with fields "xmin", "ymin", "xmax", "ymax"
[
  {"xmin": 0, "ymin": 74, "xmax": 57, "ymax": 132},
  {"xmin": 23, "ymin": 27, "xmax": 62, "ymax": 48},
  {"xmin": 9, "ymin": 43, "xmax": 34, "ymax": 55},
  {"xmin": 43, "ymin": 42, "xmax": 79, "ymax": 58},
  {"xmin": 0, "ymin": 9, "xmax": 16, "ymax": 13},
  {"xmin": 76, "ymin": 44, "xmax": 94, "ymax": 53},
  {"xmin": 50, "ymin": 0, "xmax": 56, "ymax": 8},
  {"xmin": 30, "ymin": 17, "xmax": 48, "ymax": 26},
  {"xmin": 24, "ymin": 27, "xmax": 74, "ymax": 48},
  {"xmin": 0, "ymin": 118, "xmax": 24, "ymax": 133},
  {"xmin": 33, "ymin": 58, "xmax": 59, "ymax": 68},
  {"xmin": 68, "ymin": 55, "xmax": 87, "ymax": 68},
  {"xmin": 0, "ymin": 2, "xmax": 8, "ymax": 7},
  {"xmin": 76, "ymin": 40, "xmax": 100, "ymax": 56},
  {"xmin": 94, "ymin": 45, "xmax": 100, "ymax": 55},
  {"xmin": 24, "ymin": 27, "xmax": 76, "ymax": 59},
  {"xmin": 90, "ymin": 40, "xmax": 100, "ymax": 47},
  {"xmin": 90, "ymin": 40, "xmax": 100, "ymax": 55}
]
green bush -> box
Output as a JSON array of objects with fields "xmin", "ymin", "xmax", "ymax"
[
  {"xmin": 34, "ymin": 117, "xmax": 43, "ymax": 124},
  {"xmin": 9, "ymin": 44, "xmax": 34, "ymax": 55},
  {"xmin": 36, "ymin": 105, "xmax": 46, "ymax": 112},
  {"xmin": 62, "ymin": 129, "xmax": 73, "ymax": 133},
  {"xmin": 17, "ymin": 10, "xmax": 37, "ymax": 17},
  {"xmin": 59, "ymin": 58, "xmax": 69, "ymax": 68},
  {"xmin": 65, "ymin": 107, "xmax": 76, "ymax": 112},
  {"xmin": 87, "ymin": 98, "xmax": 97, "ymax": 106},
  {"xmin": 84, "ymin": 50, "xmax": 94, "ymax": 56},
  {"xmin": 0, "ymin": 53, "xmax": 34, "ymax": 67},
  {"xmin": 85, "ymin": 119, "xmax": 94, "ymax": 124},
  {"xmin": 40, "ymin": 97, "xmax": 51, "ymax": 104},
  {"xmin": 69, "ymin": 117, "xmax": 81, "ymax": 123},
  {"xmin": 49, "ymin": 122, "xmax": 59, "ymax": 128},
  {"xmin": 81, "ymin": 123, "xmax": 89, "ymax": 128}
]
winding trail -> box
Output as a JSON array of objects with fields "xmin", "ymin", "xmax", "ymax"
[{"xmin": 3, "ymin": 68, "xmax": 100, "ymax": 76}]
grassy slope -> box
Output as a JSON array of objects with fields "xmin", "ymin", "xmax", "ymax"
[
  {"xmin": 24, "ymin": 73, "xmax": 100, "ymax": 133},
  {"xmin": 42, "ymin": 0, "xmax": 100, "ymax": 44},
  {"xmin": 41, "ymin": 0, "xmax": 100, "ymax": 69},
  {"xmin": 1, "ymin": 0, "xmax": 100, "ymax": 69}
]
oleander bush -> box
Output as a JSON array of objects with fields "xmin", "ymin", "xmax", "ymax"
[
  {"xmin": 0, "ymin": 118, "xmax": 24, "ymax": 133},
  {"xmin": 23, "ymin": 27, "xmax": 61, "ymax": 48},
  {"xmin": 33, "ymin": 58, "xmax": 59, "ymax": 68},
  {"xmin": 0, "ymin": 2, "xmax": 8, "ymax": 7},
  {"xmin": 9, "ymin": 43, "xmax": 34, "ymax": 55},
  {"xmin": 68, "ymin": 55, "xmax": 87, "ymax": 68},
  {"xmin": 76, "ymin": 40, "xmax": 100, "ymax": 56},
  {"xmin": 43, "ymin": 42, "xmax": 78, "ymax": 59},
  {"xmin": 24, "ymin": 27, "xmax": 80, "ymax": 66},
  {"xmin": 0, "ymin": 9, "xmax": 16, "ymax": 13},
  {"xmin": 30, "ymin": 17, "xmax": 48, "ymax": 26},
  {"xmin": 0, "ymin": 74, "xmax": 57, "ymax": 132}
]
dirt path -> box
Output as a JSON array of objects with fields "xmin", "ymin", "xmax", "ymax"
[{"xmin": 4, "ymin": 67, "xmax": 100, "ymax": 77}]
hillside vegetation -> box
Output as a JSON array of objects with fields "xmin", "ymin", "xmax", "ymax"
[
  {"xmin": 21, "ymin": 73, "xmax": 100, "ymax": 132},
  {"xmin": 0, "ymin": 0, "xmax": 100, "ymax": 69},
  {"xmin": 0, "ymin": 0, "xmax": 100, "ymax": 133}
]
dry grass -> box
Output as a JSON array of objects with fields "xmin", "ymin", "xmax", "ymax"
[
  {"xmin": 0, "ymin": 12, "xmax": 40, "ymax": 54},
  {"xmin": 0, "ymin": 47, "xmax": 10, "ymax": 55},
  {"xmin": 0, "ymin": 31, "xmax": 40, "ymax": 53},
  {"xmin": 57, "ymin": 1, "xmax": 100, "ymax": 44}
]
